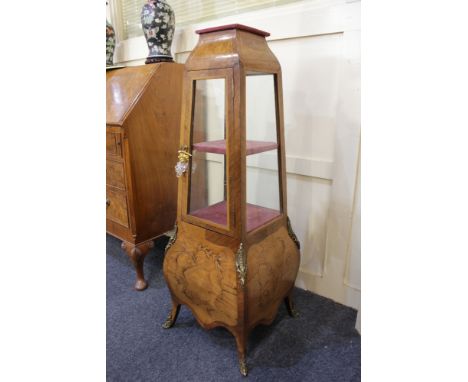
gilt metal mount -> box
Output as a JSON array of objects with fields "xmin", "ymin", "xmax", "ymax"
[
  {"xmin": 175, "ymin": 145, "xmax": 192, "ymax": 177},
  {"xmin": 162, "ymin": 312, "xmax": 175, "ymax": 329},
  {"xmin": 165, "ymin": 222, "xmax": 178, "ymax": 253},
  {"xmin": 236, "ymin": 243, "xmax": 247, "ymax": 288},
  {"xmin": 287, "ymin": 217, "xmax": 300, "ymax": 250},
  {"xmin": 239, "ymin": 358, "xmax": 248, "ymax": 377}
]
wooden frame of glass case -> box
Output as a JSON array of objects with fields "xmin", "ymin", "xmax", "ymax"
[{"xmin": 181, "ymin": 68, "xmax": 236, "ymax": 237}]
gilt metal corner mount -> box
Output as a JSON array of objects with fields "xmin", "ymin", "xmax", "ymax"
[
  {"xmin": 287, "ymin": 217, "xmax": 300, "ymax": 250},
  {"xmin": 236, "ymin": 243, "xmax": 247, "ymax": 288}
]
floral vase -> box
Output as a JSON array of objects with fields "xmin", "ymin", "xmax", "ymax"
[
  {"xmin": 141, "ymin": 0, "xmax": 175, "ymax": 64},
  {"xmin": 106, "ymin": 20, "xmax": 116, "ymax": 66}
]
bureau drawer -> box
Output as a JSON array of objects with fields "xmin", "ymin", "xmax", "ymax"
[
  {"xmin": 106, "ymin": 132, "xmax": 122, "ymax": 156},
  {"xmin": 106, "ymin": 160, "xmax": 126, "ymax": 189},
  {"xmin": 106, "ymin": 188, "xmax": 129, "ymax": 227}
]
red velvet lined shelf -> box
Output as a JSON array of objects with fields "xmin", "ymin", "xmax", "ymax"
[
  {"xmin": 193, "ymin": 139, "xmax": 277, "ymax": 155},
  {"xmin": 190, "ymin": 201, "xmax": 280, "ymax": 232}
]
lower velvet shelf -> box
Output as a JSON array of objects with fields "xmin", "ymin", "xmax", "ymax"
[{"xmin": 189, "ymin": 201, "xmax": 280, "ymax": 231}]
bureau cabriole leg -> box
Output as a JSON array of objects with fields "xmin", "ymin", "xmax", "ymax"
[
  {"xmin": 121, "ymin": 240, "xmax": 154, "ymax": 291},
  {"xmin": 162, "ymin": 301, "xmax": 181, "ymax": 329},
  {"xmin": 284, "ymin": 293, "xmax": 299, "ymax": 318}
]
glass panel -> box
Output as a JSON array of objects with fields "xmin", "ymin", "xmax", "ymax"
[
  {"xmin": 246, "ymin": 74, "xmax": 281, "ymax": 232},
  {"xmin": 188, "ymin": 78, "xmax": 228, "ymax": 227}
]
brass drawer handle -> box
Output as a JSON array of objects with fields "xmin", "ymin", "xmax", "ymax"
[{"xmin": 106, "ymin": 198, "xmax": 110, "ymax": 207}]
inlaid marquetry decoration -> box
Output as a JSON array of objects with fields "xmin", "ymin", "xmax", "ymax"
[{"xmin": 162, "ymin": 24, "xmax": 301, "ymax": 376}]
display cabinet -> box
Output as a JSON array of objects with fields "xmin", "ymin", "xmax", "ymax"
[
  {"xmin": 162, "ymin": 25, "xmax": 301, "ymax": 375},
  {"xmin": 106, "ymin": 63, "xmax": 183, "ymax": 290}
]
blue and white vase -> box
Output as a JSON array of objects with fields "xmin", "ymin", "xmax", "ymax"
[
  {"xmin": 106, "ymin": 19, "xmax": 116, "ymax": 66},
  {"xmin": 141, "ymin": 0, "xmax": 175, "ymax": 64}
]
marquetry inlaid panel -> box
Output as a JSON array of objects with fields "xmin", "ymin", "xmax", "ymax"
[{"xmin": 163, "ymin": 223, "xmax": 239, "ymax": 327}]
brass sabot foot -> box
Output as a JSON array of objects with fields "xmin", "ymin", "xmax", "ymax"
[
  {"xmin": 290, "ymin": 306, "xmax": 299, "ymax": 318},
  {"xmin": 162, "ymin": 313, "xmax": 175, "ymax": 329},
  {"xmin": 239, "ymin": 359, "xmax": 248, "ymax": 377},
  {"xmin": 285, "ymin": 296, "xmax": 299, "ymax": 318},
  {"xmin": 162, "ymin": 304, "xmax": 180, "ymax": 329}
]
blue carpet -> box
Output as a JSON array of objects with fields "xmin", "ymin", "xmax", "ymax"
[{"xmin": 107, "ymin": 234, "xmax": 361, "ymax": 381}]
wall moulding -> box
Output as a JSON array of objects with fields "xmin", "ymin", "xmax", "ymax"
[{"xmin": 205, "ymin": 152, "xmax": 334, "ymax": 180}]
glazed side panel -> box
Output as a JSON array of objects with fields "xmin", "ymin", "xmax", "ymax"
[{"xmin": 164, "ymin": 221, "xmax": 240, "ymax": 328}]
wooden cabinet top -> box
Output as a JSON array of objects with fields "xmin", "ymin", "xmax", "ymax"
[{"xmin": 186, "ymin": 24, "xmax": 279, "ymax": 72}]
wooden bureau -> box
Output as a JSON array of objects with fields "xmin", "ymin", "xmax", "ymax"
[{"xmin": 106, "ymin": 63, "xmax": 183, "ymax": 290}]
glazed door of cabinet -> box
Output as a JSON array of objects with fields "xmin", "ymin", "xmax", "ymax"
[{"xmin": 180, "ymin": 68, "xmax": 238, "ymax": 238}]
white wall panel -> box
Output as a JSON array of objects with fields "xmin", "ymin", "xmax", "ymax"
[
  {"xmin": 269, "ymin": 33, "xmax": 342, "ymax": 162},
  {"xmin": 345, "ymin": 151, "xmax": 361, "ymax": 290},
  {"xmin": 288, "ymin": 175, "xmax": 332, "ymax": 276}
]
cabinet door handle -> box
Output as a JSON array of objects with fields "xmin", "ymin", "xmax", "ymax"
[
  {"xmin": 175, "ymin": 145, "xmax": 191, "ymax": 177},
  {"xmin": 106, "ymin": 198, "xmax": 110, "ymax": 207}
]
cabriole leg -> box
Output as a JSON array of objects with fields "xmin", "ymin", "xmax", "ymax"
[
  {"xmin": 121, "ymin": 240, "xmax": 154, "ymax": 291},
  {"xmin": 233, "ymin": 330, "xmax": 248, "ymax": 377},
  {"xmin": 162, "ymin": 301, "xmax": 181, "ymax": 329},
  {"xmin": 284, "ymin": 293, "xmax": 299, "ymax": 318}
]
